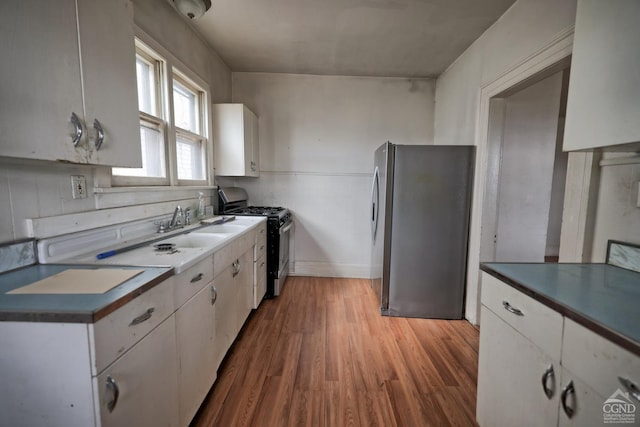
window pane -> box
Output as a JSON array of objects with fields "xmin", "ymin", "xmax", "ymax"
[
  {"xmin": 176, "ymin": 134, "xmax": 205, "ymax": 180},
  {"xmin": 113, "ymin": 124, "xmax": 166, "ymax": 177},
  {"xmin": 136, "ymin": 56, "xmax": 156, "ymax": 116},
  {"xmin": 173, "ymin": 80, "xmax": 198, "ymax": 133}
]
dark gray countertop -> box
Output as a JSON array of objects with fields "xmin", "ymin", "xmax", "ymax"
[
  {"xmin": 0, "ymin": 264, "xmax": 174, "ymax": 323},
  {"xmin": 480, "ymin": 263, "xmax": 640, "ymax": 357}
]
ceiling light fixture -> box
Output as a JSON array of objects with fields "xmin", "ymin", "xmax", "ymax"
[{"xmin": 172, "ymin": 0, "xmax": 212, "ymax": 20}]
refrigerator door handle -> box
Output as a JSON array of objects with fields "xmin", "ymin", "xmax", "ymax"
[{"xmin": 371, "ymin": 166, "xmax": 380, "ymax": 241}]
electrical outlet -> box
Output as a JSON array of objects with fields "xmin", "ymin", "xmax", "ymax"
[{"xmin": 71, "ymin": 175, "xmax": 87, "ymax": 199}]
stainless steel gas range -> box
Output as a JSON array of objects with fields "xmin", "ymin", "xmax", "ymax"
[{"xmin": 218, "ymin": 187, "xmax": 292, "ymax": 298}]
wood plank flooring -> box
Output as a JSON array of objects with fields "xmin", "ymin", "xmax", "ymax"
[{"xmin": 191, "ymin": 277, "xmax": 479, "ymax": 427}]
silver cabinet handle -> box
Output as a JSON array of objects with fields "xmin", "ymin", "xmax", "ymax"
[
  {"xmin": 561, "ymin": 380, "xmax": 575, "ymax": 418},
  {"xmin": 541, "ymin": 365, "xmax": 555, "ymax": 399},
  {"xmin": 260, "ymin": 261, "xmax": 265, "ymax": 267},
  {"xmin": 106, "ymin": 375, "xmax": 119, "ymax": 413},
  {"xmin": 250, "ymin": 161, "xmax": 256, "ymax": 171},
  {"xmin": 70, "ymin": 112, "xmax": 83, "ymax": 146},
  {"xmin": 93, "ymin": 119, "xmax": 105, "ymax": 151},
  {"xmin": 259, "ymin": 245, "xmax": 264, "ymax": 251},
  {"xmin": 232, "ymin": 259, "xmax": 240, "ymax": 277},
  {"xmin": 129, "ymin": 307, "xmax": 154, "ymax": 326},
  {"xmin": 502, "ymin": 300, "xmax": 524, "ymax": 316},
  {"xmin": 619, "ymin": 377, "xmax": 640, "ymax": 401},
  {"xmin": 211, "ymin": 285, "xmax": 217, "ymax": 305},
  {"xmin": 190, "ymin": 273, "xmax": 204, "ymax": 283}
]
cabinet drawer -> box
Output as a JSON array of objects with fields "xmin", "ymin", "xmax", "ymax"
[
  {"xmin": 214, "ymin": 243, "xmax": 233, "ymax": 278},
  {"xmin": 255, "ymin": 230, "xmax": 266, "ymax": 261},
  {"xmin": 481, "ymin": 273, "xmax": 563, "ymax": 360},
  {"xmin": 562, "ymin": 318, "xmax": 640, "ymax": 401},
  {"xmin": 96, "ymin": 316, "xmax": 179, "ymax": 427},
  {"xmin": 234, "ymin": 229, "xmax": 256, "ymax": 259},
  {"xmin": 92, "ymin": 277, "xmax": 175, "ymax": 375},
  {"xmin": 254, "ymin": 254, "xmax": 267, "ymax": 309},
  {"xmin": 174, "ymin": 256, "xmax": 214, "ymax": 309}
]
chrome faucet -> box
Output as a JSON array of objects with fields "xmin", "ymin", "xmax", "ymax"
[{"xmin": 168, "ymin": 205, "xmax": 184, "ymax": 229}]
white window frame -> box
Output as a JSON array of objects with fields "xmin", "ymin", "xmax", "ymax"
[{"xmin": 109, "ymin": 29, "xmax": 212, "ymax": 189}]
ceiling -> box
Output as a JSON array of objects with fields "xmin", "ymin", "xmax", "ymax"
[{"xmin": 190, "ymin": 0, "xmax": 516, "ymax": 78}]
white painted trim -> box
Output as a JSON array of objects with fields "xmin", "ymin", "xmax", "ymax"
[
  {"xmin": 94, "ymin": 185, "xmax": 214, "ymax": 209},
  {"xmin": 25, "ymin": 199, "xmax": 200, "ymax": 239},
  {"xmin": 465, "ymin": 28, "xmax": 575, "ymax": 325},
  {"xmin": 257, "ymin": 170, "xmax": 371, "ymax": 178},
  {"xmin": 291, "ymin": 261, "xmax": 370, "ymax": 279}
]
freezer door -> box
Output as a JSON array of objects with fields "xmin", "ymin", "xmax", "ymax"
[
  {"xmin": 386, "ymin": 145, "xmax": 474, "ymax": 319},
  {"xmin": 370, "ymin": 142, "xmax": 393, "ymax": 311}
]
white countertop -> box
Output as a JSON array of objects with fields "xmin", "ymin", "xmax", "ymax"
[{"xmin": 60, "ymin": 216, "xmax": 266, "ymax": 274}]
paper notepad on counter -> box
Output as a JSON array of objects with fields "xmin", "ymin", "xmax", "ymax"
[{"xmin": 8, "ymin": 269, "xmax": 144, "ymax": 295}]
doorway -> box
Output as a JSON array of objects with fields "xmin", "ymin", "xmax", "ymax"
[{"xmin": 480, "ymin": 66, "xmax": 570, "ymax": 263}]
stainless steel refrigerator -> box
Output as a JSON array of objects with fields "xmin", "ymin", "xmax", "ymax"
[{"xmin": 370, "ymin": 142, "xmax": 474, "ymax": 319}]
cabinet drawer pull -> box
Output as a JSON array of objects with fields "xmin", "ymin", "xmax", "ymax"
[
  {"xmin": 93, "ymin": 118, "xmax": 105, "ymax": 151},
  {"xmin": 561, "ymin": 380, "xmax": 575, "ymax": 418},
  {"xmin": 259, "ymin": 245, "xmax": 264, "ymax": 251},
  {"xmin": 541, "ymin": 365, "xmax": 555, "ymax": 399},
  {"xmin": 106, "ymin": 375, "xmax": 119, "ymax": 413},
  {"xmin": 260, "ymin": 261, "xmax": 265, "ymax": 267},
  {"xmin": 129, "ymin": 307, "xmax": 155, "ymax": 326},
  {"xmin": 619, "ymin": 377, "xmax": 640, "ymax": 401},
  {"xmin": 190, "ymin": 273, "xmax": 204, "ymax": 283},
  {"xmin": 70, "ymin": 112, "xmax": 83, "ymax": 146},
  {"xmin": 211, "ymin": 285, "xmax": 217, "ymax": 305},
  {"xmin": 502, "ymin": 300, "xmax": 524, "ymax": 316},
  {"xmin": 232, "ymin": 259, "xmax": 240, "ymax": 277}
]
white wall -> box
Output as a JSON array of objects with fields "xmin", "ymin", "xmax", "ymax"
[
  {"xmin": 219, "ymin": 72, "xmax": 435, "ymax": 278},
  {"xmin": 433, "ymin": 0, "xmax": 577, "ymax": 323},
  {"xmin": 0, "ymin": 0, "xmax": 231, "ymax": 243}
]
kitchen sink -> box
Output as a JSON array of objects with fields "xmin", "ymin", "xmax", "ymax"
[
  {"xmin": 197, "ymin": 223, "xmax": 245, "ymax": 234},
  {"xmin": 157, "ymin": 233, "xmax": 230, "ymax": 248}
]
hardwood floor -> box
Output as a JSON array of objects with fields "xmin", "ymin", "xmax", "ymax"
[{"xmin": 191, "ymin": 277, "xmax": 479, "ymax": 427}]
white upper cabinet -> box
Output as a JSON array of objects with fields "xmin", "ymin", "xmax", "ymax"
[
  {"xmin": 0, "ymin": 0, "xmax": 141, "ymax": 167},
  {"xmin": 77, "ymin": 0, "xmax": 141, "ymax": 167},
  {"xmin": 563, "ymin": 0, "xmax": 640, "ymax": 151},
  {"xmin": 214, "ymin": 104, "xmax": 260, "ymax": 177}
]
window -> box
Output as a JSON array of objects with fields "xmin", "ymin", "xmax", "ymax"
[{"xmin": 112, "ymin": 38, "xmax": 210, "ymax": 186}]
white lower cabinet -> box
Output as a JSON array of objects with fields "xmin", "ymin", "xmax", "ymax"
[
  {"xmin": 176, "ymin": 283, "xmax": 217, "ymax": 427},
  {"xmin": 236, "ymin": 249, "xmax": 254, "ymax": 331},
  {"xmin": 213, "ymin": 261, "xmax": 237, "ymax": 368},
  {"xmin": 557, "ymin": 369, "xmax": 605, "ymax": 427},
  {"xmin": 478, "ymin": 272, "xmax": 640, "ymax": 427},
  {"xmin": 97, "ymin": 316, "xmax": 179, "ymax": 427},
  {"xmin": 477, "ymin": 306, "xmax": 561, "ymax": 427}
]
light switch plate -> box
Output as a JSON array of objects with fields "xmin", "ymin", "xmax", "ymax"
[{"xmin": 71, "ymin": 175, "xmax": 87, "ymax": 199}]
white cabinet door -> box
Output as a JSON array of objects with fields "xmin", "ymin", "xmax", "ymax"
[
  {"xmin": 97, "ymin": 316, "xmax": 179, "ymax": 427},
  {"xmin": 477, "ymin": 306, "xmax": 560, "ymax": 427},
  {"xmin": 77, "ymin": 0, "xmax": 141, "ymax": 167},
  {"xmin": 176, "ymin": 284, "xmax": 217, "ymax": 427},
  {"xmin": 213, "ymin": 104, "xmax": 259, "ymax": 177},
  {"xmin": 563, "ymin": 0, "xmax": 640, "ymax": 151},
  {"xmin": 236, "ymin": 248, "xmax": 254, "ymax": 330},
  {"xmin": 557, "ymin": 371, "xmax": 607, "ymax": 427},
  {"xmin": 214, "ymin": 264, "xmax": 237, "ymax": 368},
  {"xmin": 0, "ymin": 1, "xmax": 86, "ymax": 163}
]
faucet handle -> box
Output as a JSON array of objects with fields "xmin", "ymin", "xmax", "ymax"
[{"xmin": 184, "ymin": 208, "xmax": 191, "ymax": 225}]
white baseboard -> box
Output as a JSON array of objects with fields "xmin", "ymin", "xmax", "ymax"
[{"xmin": 291, "ymin": 261, "xmax": 371, "ymax": 279}]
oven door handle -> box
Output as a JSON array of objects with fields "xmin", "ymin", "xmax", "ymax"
[{"xmin": 280, "ymin": 223, "xmax": 293, "ymax": 234}]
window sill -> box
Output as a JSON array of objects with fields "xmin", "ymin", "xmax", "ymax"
[{"xmin": 94, "ymin": 185, "xmax": 215, "ymax": 210}]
